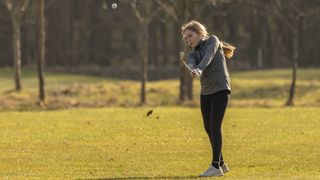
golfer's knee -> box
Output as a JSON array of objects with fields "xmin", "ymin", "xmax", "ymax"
[
  {"xmin": 204, "ymin": 126, "xmax": 210, "ymax": 135},
  {"xmin": 211, "ymin": 130, "xmax": 221, "ymax": 137}
]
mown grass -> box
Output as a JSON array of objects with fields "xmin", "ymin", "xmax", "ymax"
[
  {"xmin": 1, "ymin": 67, "xmax": 320, "ymax": 110},
  {"xmin": 1, "ymin": 68, "xmax": 319, "ymax": 179},
  {"xmin": 0, "ymin": 107, "xmax": 319, "ymax": 179}
]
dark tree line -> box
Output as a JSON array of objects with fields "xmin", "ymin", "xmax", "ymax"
[{"xmin": 1, "ymin": 0, "xmax": 320, "ymax": 68}]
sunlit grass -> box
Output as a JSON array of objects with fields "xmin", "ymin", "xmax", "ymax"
[
  {"xmin": 0, "ymin": 107, "xmax": 319, "ymax": 179},
  {"xmin": 0, "ymin": 68, "xmax": 320, "ymax": 110}
]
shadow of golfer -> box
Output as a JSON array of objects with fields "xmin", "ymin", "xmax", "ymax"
[{"xmin": 81, "ymin": 175, "xmax": 199, "ymax": 180}]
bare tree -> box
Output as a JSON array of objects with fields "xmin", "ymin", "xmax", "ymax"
[
  {"xmin": 245, "ymin": 0, "xmax": 320, "ymax": 106},
  {"xmin": 36, "ymin": 0, "xmax": 45, "ymax": 103},
  {"xmin": 155, "ymin": 0, "xmax": 193, "ymax": 102},
  {"xmin": 129, "ymin": 0, "xmax": 161, "ymax": 104},
  {"xmin": 3, "ymin": 0, "xmax": 29, "ymax": 91}
]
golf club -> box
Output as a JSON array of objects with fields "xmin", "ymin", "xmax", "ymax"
[{"xmin": 179, "ymin": 51, "xmax": 194, "ymax": 73}]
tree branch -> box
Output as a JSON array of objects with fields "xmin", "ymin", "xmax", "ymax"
[
  {"xmin": 4, "ymin": 0, "xmax": 13, "ymax": 11},
  {"xmin": 146, "ymin": 5, "xmax": 161, "ymax": 24},
  {"xmin": 155, "ymin": 0, "xmax": 178, "ymax": 21},
  {"xmin": 130, "ymin": 0, "xmax": 145, "ymax": 23},
  {"xmin": 20, "ymin": 0, "xmax": 29, "ymax": 12}
]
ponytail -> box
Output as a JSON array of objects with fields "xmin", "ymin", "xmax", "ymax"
[{"xmin": 220, "ymin": 41, "xmax": 236, "ymax": 59}]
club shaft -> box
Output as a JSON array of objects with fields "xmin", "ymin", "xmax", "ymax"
[{"xmin": 181, "ymin": 60, "xmax": 193, "ymax": 72}]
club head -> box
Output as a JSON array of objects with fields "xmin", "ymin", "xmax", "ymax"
[{"xmin": 179, "ymin": 51, "xmax": 185, "ymax": 61}]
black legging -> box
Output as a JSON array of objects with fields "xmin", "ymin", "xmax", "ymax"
[{"xmin": 200, "ymin": 90, "xmax": 230, "ymax": 167}]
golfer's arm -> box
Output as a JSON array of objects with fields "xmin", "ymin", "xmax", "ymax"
[
  {"xmin": 187, "ymin": 53, "xmax": 197, "ymax": 69},
  {"xmin": 196, "ymin": 36, "xmax": 219, "ymax": 71}
]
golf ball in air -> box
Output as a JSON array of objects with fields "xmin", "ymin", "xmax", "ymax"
[{"xmin": 112, "ymin": 3, "xmax": 117, "ymax": 9}]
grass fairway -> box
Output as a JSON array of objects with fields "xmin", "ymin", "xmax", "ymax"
[{"xmin": 0, "ymin": 107, "xmax": 319, "ymax": 179}]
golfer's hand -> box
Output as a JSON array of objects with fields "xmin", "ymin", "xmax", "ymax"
[
  {"xmin": 190, "ymin": 70, "xmax": 197, "ymax": 78},
  {"xmin": 191, "ymin": 68, "xmax": 202, "ymax": 79}
]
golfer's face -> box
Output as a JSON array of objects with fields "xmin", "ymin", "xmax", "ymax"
[{"xmin": 184, "ymin": 30, "xmax": 201, "ymax": 48}]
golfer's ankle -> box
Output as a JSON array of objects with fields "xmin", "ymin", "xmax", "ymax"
[
  {"xmin": 212, "ymin": 161, "xmax": 220, "ymax": 169},
  {"xmin": 220, "ymin": 161, "xmax": 224, "ymax": 166}
]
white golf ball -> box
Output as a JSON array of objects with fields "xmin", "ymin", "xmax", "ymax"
[{"xmin": 111, "ymin": 3, "xmax": 117, "ymax": 9}]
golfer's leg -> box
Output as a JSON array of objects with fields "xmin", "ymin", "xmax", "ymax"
[
  {"xmin": 200, "ymin": 94, "xmax": 212, "ymax": 140},
  {"xmin": 210, "ymin": 91, "xmax": 229, "ymax": 168},
  {"xmin": 220, "ymin": 153, "xmax": 224, "ymax": 166}
]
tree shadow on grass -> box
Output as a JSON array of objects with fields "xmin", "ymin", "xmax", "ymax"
[
  {"xmin": 232, "ymin": 84, "xmax": 319, "ymax": 100},
  {"xmin": 81, "ymin": 175, "xmax": 199, "ymax": 180}
]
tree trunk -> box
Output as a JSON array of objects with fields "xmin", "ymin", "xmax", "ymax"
[
  {"xmin": 70, "ymin": 0, "xmax": 90, "ymax": 66},
  {"xmin": 180, "ymin": 1, "xmax": 192, "ymax": 102},
  {"xmin": 13, "ymin": 20, "xmax": 22, "ymax": 91},
  {"xmin": 46, "ymin": 1, "xmax": 71, "ymax": 66},
  {"xmin": 185, "ymin": 42, "xmax": 193, "ymax": 100},
  {"xmin": 149, "ymin": 19, "xmax": 157, "ymax": 66},
  {"xmin": 178, "ymin": 34, "xmax": 187, "ymax": 102},
  {"xmin": 184, "ymin": 1, "xmax": 193, "ymax": 101},
  {"xmin": 175, "ymin": 22, "xmax": 186, "ymax": 102},
  {"xmin": 248, "ymin": 12, "xmax": 258, "ymax": 68},
  {"xmin": 286, "ymin": 29, "xmax": 299, "ymax": 106},
  {"xmin": 265, "ymin": 16, "xmax": 274, "ymax": 68},
  {"xmin": 160, "ymin": 20, "xmax": 168, "ymax": 66},
  {"xmin": 140, "ymin": 24, "xmax": 149, "ymax": 104},
  {"xmin": 36, "ymin": 0, "xmax": 46, "ymax": 102}
]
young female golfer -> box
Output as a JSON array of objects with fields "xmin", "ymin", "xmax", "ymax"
[{"xmin": 181, "ymin": 20, "xmax": 234, "ymax": 177}]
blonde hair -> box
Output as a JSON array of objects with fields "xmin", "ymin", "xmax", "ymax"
[
  {"xmin": 181, "ymin": 20, "xmax": 236, "ymax": 59},
  {"xmin": 181, "ymin": 20, "xmax": 208, "ymax": 40},
  {"xmin": 220, "ymin": 41, "xmax": 236, "ymax": 59}
]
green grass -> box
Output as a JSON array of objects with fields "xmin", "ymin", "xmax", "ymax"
[
  {"xmin": 1, "ymin": 68, "xmax": 319, "ymax": 178},
  {"xmin": 0, "ymin": 107, "xmax": 319, "ymax": 179},
  {"xmin": 1, "ymin": 68, "xmax": 320, "ymax": 110}
]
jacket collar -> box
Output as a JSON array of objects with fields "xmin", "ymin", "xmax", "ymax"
[{"xmin": 195, "ymin": 39, "xmax": 206, "ymax": 50}]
